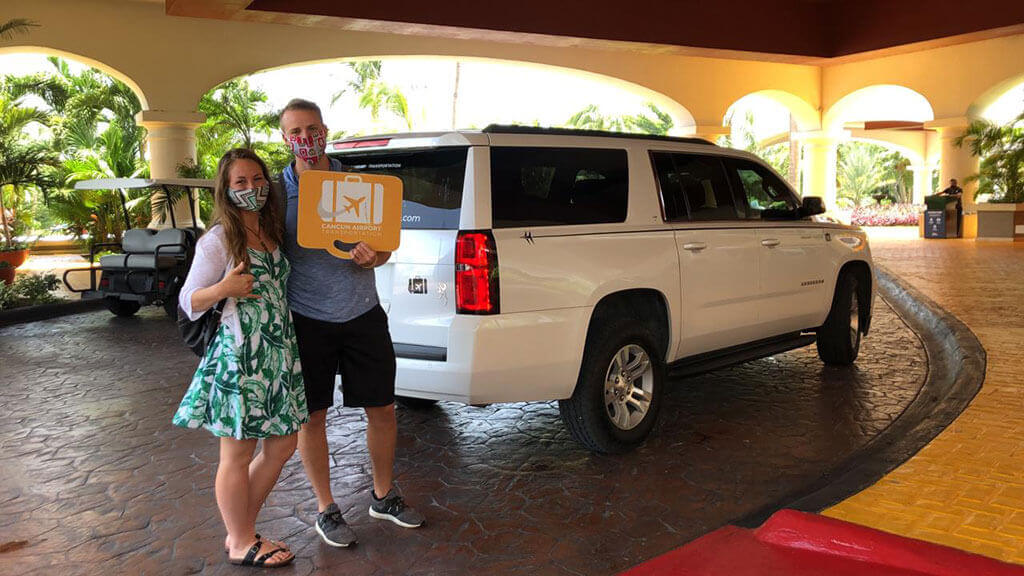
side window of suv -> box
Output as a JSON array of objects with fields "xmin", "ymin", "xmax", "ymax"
[
  {"xmin": 727, "ymin": 159, "xmax": 800, "ymax": 219},
  {"xmin": 491, "ymin": 147, "xmax": 628, "ymax": 228},
  {"xmin": 651, "ymin": 152, "xmax": 741, "ymax": 221}
]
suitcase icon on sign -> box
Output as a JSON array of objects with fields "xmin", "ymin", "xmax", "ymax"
[{"xmin": 318, "ymin": 175, "xmax": 384, "ymax": 224}]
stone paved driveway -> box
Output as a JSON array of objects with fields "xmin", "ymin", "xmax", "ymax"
[{"xmin": 0, "ymin": 295, "xmax": 925, "ymax": 575}]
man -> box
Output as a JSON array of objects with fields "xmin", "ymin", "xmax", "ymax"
[
  {"xmin": 939, "ymin": 178, "xmax": 964, "ymax": 237},
  {"xmin": 277, "ymin": 98, "xmax": 424, "ymax": 548}
]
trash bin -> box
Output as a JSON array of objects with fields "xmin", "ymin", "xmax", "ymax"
[{"xmin": 923, "ymin": 195, "xmax": 960, "ymax": 238}]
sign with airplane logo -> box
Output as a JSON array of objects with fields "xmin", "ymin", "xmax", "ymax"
[{"xmin": 297, "ymin": 171, "xmax": 403, "ymax": 259}]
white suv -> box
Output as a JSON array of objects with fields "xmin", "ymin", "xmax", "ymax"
[{"xmin": 328, "ymin": 126, "xmax": 874, "ymax": 453}]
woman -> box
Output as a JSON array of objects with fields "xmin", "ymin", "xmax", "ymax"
[{"xmin": 173, "ymin": 148, "xmax": 307, "ymax": 568}]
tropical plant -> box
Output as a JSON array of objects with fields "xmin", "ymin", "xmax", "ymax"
[
  {"xmin": 565, "ymin": 102, "xmax": 674, "ymax": 135},
  {"xmin": 199, "ymin": 79, "xmax": 279, "ymax": 149},
  {"xmin": 836, "ymin": 142, "xmax": 896, "ymax": 208},
  {"xmin": 566, "ymin": 104, "xmax": 629, "ymax": 132},
  {"xmin": 6, "ymin": 57, "xmax": 145, "ymax": 158},
  {"xmin": 0, "ymin": 271, "xmax": 62, "ymax": 310},
  {"xmin": 954, "ymin": 111, "xmax": 1024, "ymax": 203},
  {"xmin": 0, "ymin": 18, "xmax": 37, "ymax": 41},
  {"xmin": 332, "ymin": 61, "xmax": 414, "ymax": 130},
  {"xmin": 720, "ymin": 110, "xmax": 790, "ymax": 178},
  {"xmin": 0, "ymin": 95, "xmax": 55, "ymax": 250}
]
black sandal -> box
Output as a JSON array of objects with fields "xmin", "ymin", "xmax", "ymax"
[
  {"xmin": 225, "ymin": 533, "xmax": 262, "ymax": 554},
  {"xmin": 228, "ymin": 538, "xmax": 294, "ymax": 568}
]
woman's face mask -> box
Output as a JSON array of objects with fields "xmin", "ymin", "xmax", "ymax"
[
  {"xmin": 227, "ymin": 184, "xmax": 269, "ymax": 212},
  {"xmin": 287, "ymin": 129, "xmax": 327, "ymax": 166}
]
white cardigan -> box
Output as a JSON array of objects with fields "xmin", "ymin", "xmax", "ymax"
[{"xmin": 178, "ymin": 226, "xmax": 243, "ymax": 344}]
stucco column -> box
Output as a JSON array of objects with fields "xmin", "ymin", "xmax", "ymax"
[
  {"xmin": 795, "ymin": 131, "xmax": 839, "ymax": 210},
  {"xmin": 926, "ymin": 118, "xmax": 980, "ymax": 212},
  {"xmin": 908, "ymin": 162, "xmax": 937, "ymax": 204},
  {"xmin": 137, "ymin": 110, "xmax": 205, "ymax": 228}
]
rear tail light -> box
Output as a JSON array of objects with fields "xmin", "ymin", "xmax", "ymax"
[
  {"xmin": 455, "ymin": 230, "xmax": 499, "ymax": 315},
  {"xmin": 158, "ymin": 281, "xmax": 166, "ymax": 290}
]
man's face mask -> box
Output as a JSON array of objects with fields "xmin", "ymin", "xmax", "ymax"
[
  {"xmin": 287, "ymin": 129, "xmax": 327, "ymax": 166},
  {"xmin": 227, "ymin": 185, "xmax": 269, "ymax": 212}
]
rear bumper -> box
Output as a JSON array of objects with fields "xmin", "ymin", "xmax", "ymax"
[{"xmin": 394, "ymin": 307, "xmax": 591, "ymax": 404}]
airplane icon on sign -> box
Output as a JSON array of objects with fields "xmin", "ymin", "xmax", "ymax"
[{"xmin": 343, "ymin": 195, "xmax": 367, "ymax": 218}]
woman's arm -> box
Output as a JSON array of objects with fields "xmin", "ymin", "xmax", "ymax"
[{"xmin": 178, "ymin": 232, "xmax": 230, "ymax": 320}]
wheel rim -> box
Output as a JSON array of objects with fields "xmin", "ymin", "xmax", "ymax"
[
  {"xmin": 849, "ymin": 284, "xmax": 860, "ymax": 349},
  {"xmin": 603, "ymin": 344, "xmax": 654, "ymax": 431}
]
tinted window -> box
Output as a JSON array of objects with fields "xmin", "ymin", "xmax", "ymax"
[
  {"xmin": 652, "ymin": 152, "xmax": 741, "ymax": 221},
  {"xmin": 491, "ymin": 147, "xmax": 628, "ymax": 227},
  {"xmin": 728, "ymin": 160, "xmax": 799, "ymax": 219},
  {"xmin": 334, "ymin": 148, "xmax": 466, "ymax": 229}
]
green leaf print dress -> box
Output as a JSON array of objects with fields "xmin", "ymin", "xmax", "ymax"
[{"xmin": 173, "ymin": 248, "xmax": 308, "ymax": 439}]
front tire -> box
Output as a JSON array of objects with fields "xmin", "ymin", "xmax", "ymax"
[
  {"xmin": 816, "ymin": 272, "xmax": 863, "ymax": 365},
  {"xmin": 560, "ymin": 315, "xmax": 665, "ymax": 453},
  {"xmin": 105, "ymin": 297, "xmax": 141, "ymax": 317}
]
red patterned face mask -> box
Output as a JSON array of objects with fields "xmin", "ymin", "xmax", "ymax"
[{"xmin": 287, "ymin": 130, "xmax": 327, "ymax": 166}]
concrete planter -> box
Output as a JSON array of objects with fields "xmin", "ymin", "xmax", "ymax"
[{"xmin": 975, "ymin": 203, "xmax": 1024, "ymax": 242}]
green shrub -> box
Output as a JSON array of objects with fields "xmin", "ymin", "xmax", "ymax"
[{"xmin": 0, "ymin": 272, "xmax": 63, "ymax": 310}]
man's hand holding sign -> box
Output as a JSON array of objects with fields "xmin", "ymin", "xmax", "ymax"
[{"xmin": 296, "ymin": 171, "xmax": 403, "ymax": 263}]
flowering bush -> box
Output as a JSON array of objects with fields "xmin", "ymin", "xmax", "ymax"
[{"xmin": 850, "ymin": 203, "xmax": 920, "ymax": 226}]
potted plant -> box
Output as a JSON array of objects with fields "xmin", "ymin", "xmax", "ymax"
[{"xmin": 956, "ymin": 111, "xmax": 1024, "ymax": 241}]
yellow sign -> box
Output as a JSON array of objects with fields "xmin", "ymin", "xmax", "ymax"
[{"xmin": 297, "ymin": 170, "xmax": 403, "ymax": 259}]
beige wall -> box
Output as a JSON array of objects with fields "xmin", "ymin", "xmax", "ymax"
[
  {"xmin": 1, "ymin": 0, "xmax": 1022, "ymax": 207},
  {"xmin": 0, "ymin": 0, "xmax": 822, "ymax": 126}
]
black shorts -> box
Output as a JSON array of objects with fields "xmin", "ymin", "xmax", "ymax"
[{"xmin": 291, "ymin": 305, "xmax": 396, "ymax": 412}]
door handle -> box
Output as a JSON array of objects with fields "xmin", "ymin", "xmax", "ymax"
[
  {"xmin": 761, "ymin": 238, "xmax": 781, "ymax": 247},
  {"xmin": 682, "ymin": 242, "xmax": 707, "ymax": 252}
]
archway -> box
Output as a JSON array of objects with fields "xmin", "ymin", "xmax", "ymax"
[
  {"xmin": 0, "ymin": 46, "xmax": 148, "ymax": 108},
  {"xmin": 721, "ymin": 91, "xmax": 820, "ymax": 188},
  {"xmin": 201, "ymin": 55, "xmax": 696, "ymax": 137}
]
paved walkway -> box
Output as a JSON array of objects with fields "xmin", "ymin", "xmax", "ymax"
[
  {"xmin": 0, "ymin": 288, "xmax": 926, "ymax": 575},
  {"xmin": 826, "ymin": 236, "xmax": 1024, "ymax": 564}
]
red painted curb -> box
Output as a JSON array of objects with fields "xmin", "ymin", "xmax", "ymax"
[{"xmin": 620, "ymin": 510, "xmax": 1024, "ymax": 576}]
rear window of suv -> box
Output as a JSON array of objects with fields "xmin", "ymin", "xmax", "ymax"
[
  {"xmin": 490, "ymin": 147, "xmax": 628, "ymax": 228},
  {"xmin": 332, "ymin": 147, "xmax": 467, "ymax": 229}
]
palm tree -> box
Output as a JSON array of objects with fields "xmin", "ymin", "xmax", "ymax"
[
  {"xmin": 331, "ymin": 61, "xmax": 414, "ymax": 130},
  {"xmin": 199, "ymin": 79, "xmax": 279, "ymax": 149},
  {"xmin": 6, "ymin": 57, "xmax": 145, "ymax": 158},
  {"xmin": 837, "ymin": 143, "xmax": 895, "ymax": 208},
  {"xmin": 565, "ymin": 105, "xmax": 628, "ymax": 132},
  {"xmin": 625, "ymin": 103, "xmax": 674, "ymax": 135},
  {"xmin": 0, "ymin": 18, "xmax": 37, "ymax": 40},
  {"xmin": 0, "ymin": 96, "xmax": 54, "ymax": 249},
  {"xmin": 954, "ymin": 111, "xmax": 1024, "ymax": 203},
  {"xmin": 721, "ymin": 110, "xmax": 791, "ymax": 178}
]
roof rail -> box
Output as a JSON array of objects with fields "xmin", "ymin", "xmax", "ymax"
[{"xmin": 481, "ymin": 124, "xmax": 717, "ymax": 146}]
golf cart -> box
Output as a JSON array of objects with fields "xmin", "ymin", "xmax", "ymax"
[{"xmin": 62, "ymin": 178, "xmax": 213, "ymax": 319}]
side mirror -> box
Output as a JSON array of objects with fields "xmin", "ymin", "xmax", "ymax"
[{"xmin": 800, "ymin": 196, "xmax": 826, "ymax": 217}]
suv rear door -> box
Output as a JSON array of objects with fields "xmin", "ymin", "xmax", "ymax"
[{"xmin": 331, "ymin": 144, "xmax": 470, "ymax": 358}]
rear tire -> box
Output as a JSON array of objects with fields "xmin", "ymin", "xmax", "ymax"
[
  {"xmin": 105, "ymin": 297, "xmax": 141, "ymax": 317},
  {"xmin": 816, "ymin": 272, "xmax": 863, "ymax": 365},
  {"xmin": 163, "ymin": 288, "xmax": 180, "ymax": 320},
  {"xmin": 560, "ymin": 314, "xmax": 664, "ymax": 453},
  {"xmin": 396, "ymin": 396, "xmax": 439, "ymax": 410}
]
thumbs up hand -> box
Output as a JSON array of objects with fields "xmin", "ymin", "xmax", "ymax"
[{"xmin": 219, "ymin": 261, "xmax": 260, "ymax": 300}]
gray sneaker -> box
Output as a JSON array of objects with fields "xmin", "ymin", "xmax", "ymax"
[
  {"xmin": 316, "ymin": 503, "xmax": 357, "ymax": 547},
  {"xmin": 368, "ymin": 488, "xmax": 424, "ymax": 528}
]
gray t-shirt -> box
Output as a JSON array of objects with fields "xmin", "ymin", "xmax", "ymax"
[{"xmin": 281, "ymin": 158, "xmax": 379, "ymax": 323}]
